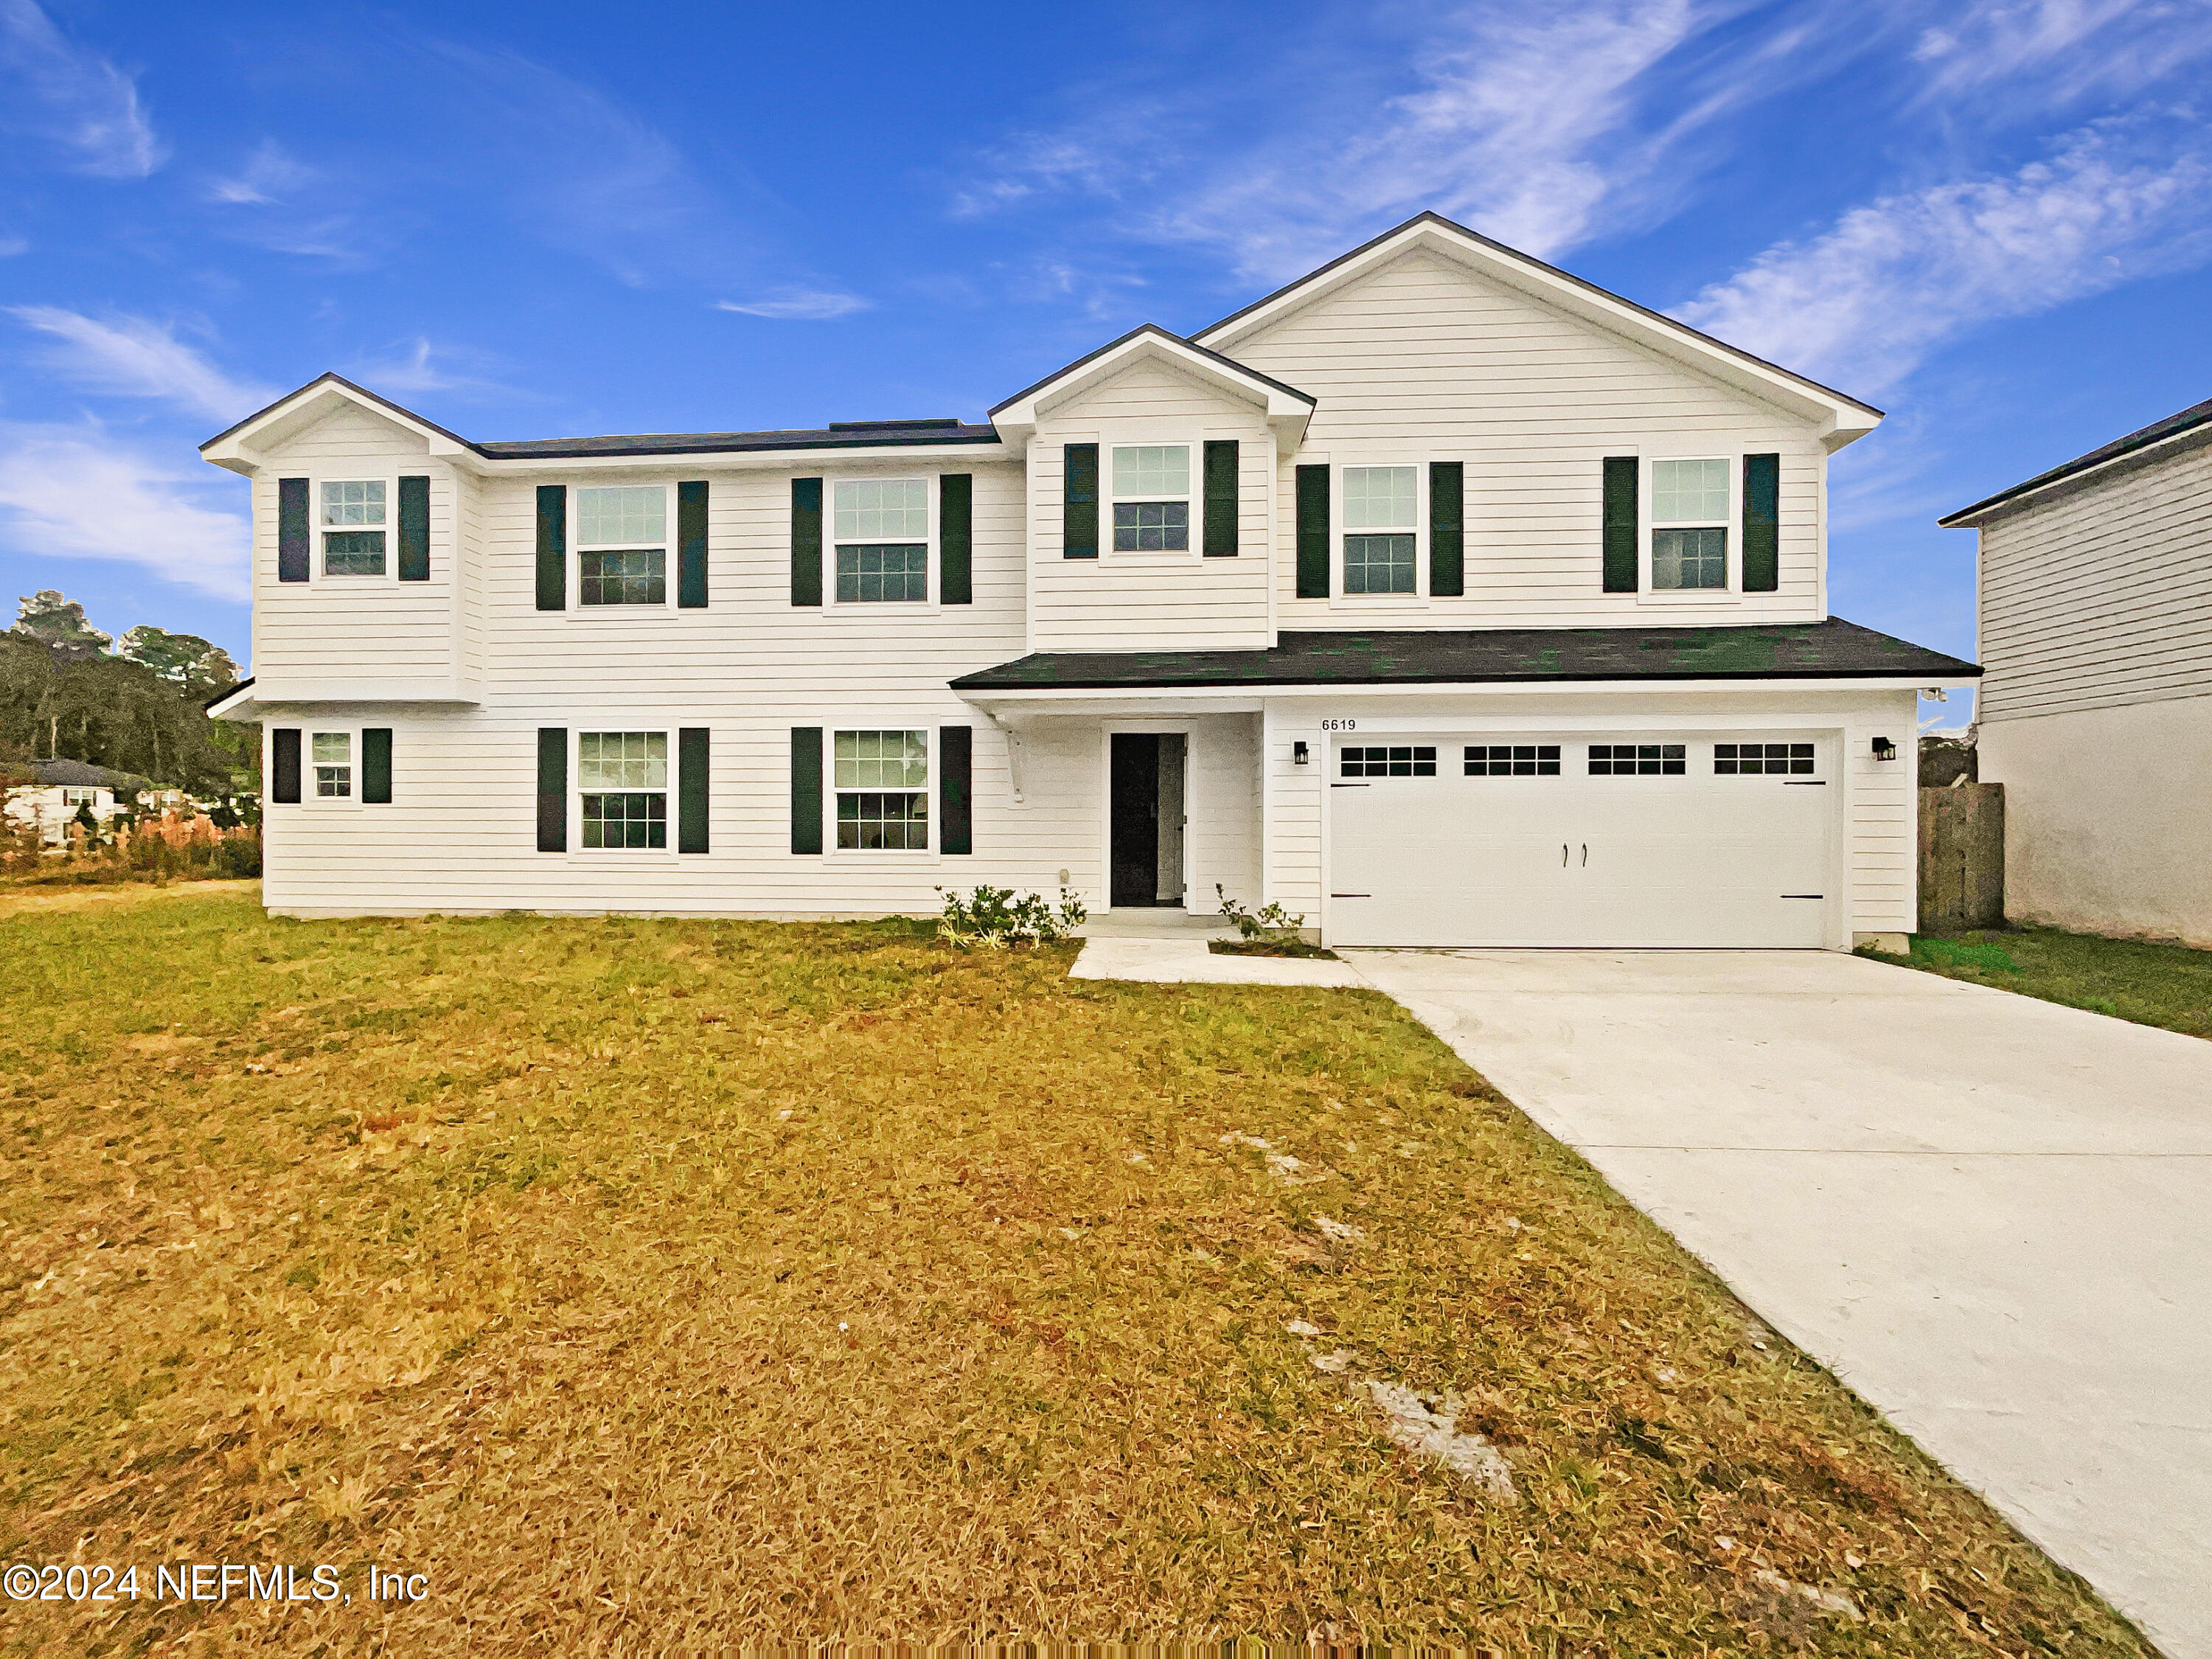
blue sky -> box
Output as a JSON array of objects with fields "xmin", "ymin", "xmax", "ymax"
[{"xmin": 5, "ymin": 0, "xmax": 2212, "ymax": 728}]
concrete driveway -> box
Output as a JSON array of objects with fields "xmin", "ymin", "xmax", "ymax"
[{"xmin": 1349, "ymin": 947, "xmax": 2212, "ymax": 1659}]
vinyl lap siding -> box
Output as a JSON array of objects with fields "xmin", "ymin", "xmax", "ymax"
[
  {"xmin": 1226, "ymin": 250, "xmax": 1827, "ymax": 630},
  {"xmin": 1978, "ymin": 440, "xmax": 2212, "ymax": 721}
]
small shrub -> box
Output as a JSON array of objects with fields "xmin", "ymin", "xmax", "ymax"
[
  {"xmin": 937, "ymin": 884, "xmax": 1088, "ymax": 949},
  {"xmin": 1217, "ymin": 885, "xmax": 1312, "ymax": 950}
]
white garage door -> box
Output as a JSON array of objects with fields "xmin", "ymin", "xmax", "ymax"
[{"xmin": 1329, "ymin": 735, "xmax": 1834, "ymax": 947}]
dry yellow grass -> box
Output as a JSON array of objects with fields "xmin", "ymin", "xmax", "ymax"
[{"xmin": 0, "ymin": 895, "xmax": 2149, "ymax": 1654}]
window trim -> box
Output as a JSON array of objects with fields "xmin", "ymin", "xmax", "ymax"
[
  {"xmin": 568, "ymin": 481, "xmax": 677, "ymax": 616},
  {"xmin": 1329, "ymin": 459, "xmax": 1427, "ymax": 607},
  {"xmin": 1105, "ymin": 441, "xmax": 1197, "ymax": 559},
  {"xmin": 826, "ymin": 724, "xmax": 936, "ymax": 855},
  {"xmin": 826, "ymin": 475, "xmax": 939, "ymax": 611},
  {"xmin": 301, "ymin": 723, "xmax": 365, "ymax": 809},
  {"xmin": 1644, "ymin": 453, "xmax": 1737, "ymax": 598},
  {"xmin": 571, "ymin": 726, "xmax": 676, "ymax": 855},
  {"xmin": 309, "ymin": 476, "xmax": 399, "ymax": 585}
]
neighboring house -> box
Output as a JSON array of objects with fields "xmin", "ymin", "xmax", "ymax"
[
  {"xmin": 1, "ymin": 759, "xmax": 134, "ymax": 846},
  {"xmin": 1941, "ymin": 395, "xmax": 2212, "ymax": 947},
  {"xmin": 203, "ymin": 212, "xmax": 1976, "ymax": 948}
]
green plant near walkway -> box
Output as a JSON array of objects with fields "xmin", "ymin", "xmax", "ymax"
[
  {"xmin": 936, "ymin": 882, "xmax": 1087, "ymax": 947},
  {"xmin": 0, "ymin": 886, "xmax": 2155, "ymax": 1652},
  {"xmin": 1865, "ymin": 925, "xmax": 2212, "ymax": 1040},
  {"xmin": 1214, "ymin": 884, "xmax": 1337, "ymax": 958}
]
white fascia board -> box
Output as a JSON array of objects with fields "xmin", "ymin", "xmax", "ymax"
[
  {"xmin": 470, "ymin": 442, "xmax": 1011, "ymax": 476},
  {"xmin": 1192, "ymin": 219, "xmax": 1880, "ymax": 451},
  {"xmin": 234, "ymin": 678, "xmax": 481, "ymax": 708},
  {"xmin": 989, "ymin": 331, "xmax": 1315, "ymax": 459},
  {"xmin": 959, "ymin": 675, "xmax": 1967, "ymax": 716}
]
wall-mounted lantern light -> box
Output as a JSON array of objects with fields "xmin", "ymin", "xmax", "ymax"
[
  {"xmin": 1871, "ymin": 736, "xmax": 1898, "ymax": 761},
  {"xmin": 1293, "ymin": 741, "xmax": 1310, "ymax": 765}
]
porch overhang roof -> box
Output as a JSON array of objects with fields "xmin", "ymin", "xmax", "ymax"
[{"xmin": 950, "ymin": 619, "xmax": 1980, "ymax": 694}]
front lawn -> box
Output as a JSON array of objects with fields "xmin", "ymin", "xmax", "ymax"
[
  {"xmin": 1871, "ymin": 927, "xmax": 2212, "ymax": 1040},
  {"xmin": 0, "ymin": 888, "xmax": 2149, "ymax": 1652}
]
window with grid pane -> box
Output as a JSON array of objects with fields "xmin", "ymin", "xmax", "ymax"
[
  {"xmin": 831, "ymin": 481, "xmax": 929, "ymax": 599},
  {"xmin": 576, "ymin": 486, "xmax": 668, "ymax": 606},
  {"xmin": 1464, "ymin": 744, "xmax": 1560, "ymax": 776},
  {"xmin": 1587, "ymin": 743, "xmax": 1686, "ymax": 776},
  {"xmin": 834, "ymin": 730, "xmax": 929, "ymax": 849},
  {"xmin": 1714, "ymin": 742, "xmax": 1816, "ymax": 776},
  {"xmin": 578, "ymin": 731, "xmax": 668, "ymax": 848},
  {"xmin": 1341, "ymin": 465, "xmax": 1416, "ymax": 594},
  {"xmin": 312, "ymin": 731, "xmax": 352, "ymax": 798},
  {"xmin": 1651, "ymin": 459, "xmax": 1728, "ymax": 590},
  {"xmin": 1110, "ymin": 445, "xmax": 1190, "ymax": 551},
  {"xmin": 321, "ymin": 481, "xmax": 386, "ymax": 574},
  {"xmin": 1339, "ymin": 745, "xmax": 1435, "ymax": 777},
  {"xmin": 836, "ymin": 543, "xmax": 928, "ymax": 602}
]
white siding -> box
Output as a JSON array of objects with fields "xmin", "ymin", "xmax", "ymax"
[
  {"xmin": 1977, "ymin": 439, "xmax": 2212, "ymax": 722},
  {"xmin": 251, "ymin": 406, "xmax": 463, "ymax": 687},
  {"xmin": 1028, "ymin": 358, "xmax": 1273, "ymax": 651},
  {"xmin": 1225, "ymin": 249, "xmax": 1829, "ymax": 630}
]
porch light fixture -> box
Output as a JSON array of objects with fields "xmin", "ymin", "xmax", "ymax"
[
  {"xmin": 1871, "ymin": 736, "xmax": 1898, "ymax": 761},
  {"xmin": 1293, "ymin": 741, "xmax": 1310, "ymax": 765}
]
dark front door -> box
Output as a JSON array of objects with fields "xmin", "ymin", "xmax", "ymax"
[{"xmin": 1110, "ymin": 734, "xmax": 1161, "ymax": 907}]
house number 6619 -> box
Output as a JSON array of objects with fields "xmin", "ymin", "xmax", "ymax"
[{"xmin": 1320, "ymin": 718, "xmax": 1357, "ymax": 731}]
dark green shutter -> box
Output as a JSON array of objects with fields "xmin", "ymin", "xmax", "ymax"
[
  {"xmin": 678, "ymin": 726, "xmax": 709, "ymax": 853},
  {"xmin": 1742, "ymin": 453, "xmax": 1780, "ymax": 593},
  {"xmin": 1602, "ymin": 457, "xmax": 1638, "ymax": 594},
  {"xmin": 362, "ymin": 728, "xmax": 392, "ymax": 803},
  {"xmin": 277, "ymin": 479, "xmax": 309, "ymax": 582},
  {"xmin": 1062, "ymin": 443, "xmax": 1098, "ymax": 558},
  {"xmin": 271, "ymin": 728, "xmax": 301, "ymax": 802},
  {"xmin": 791, "ymin": 478, "xmax": 823, "ymax": 605},
  {"xmin": 1295, "ymin": 465, "xmax": 1329, "ymax": 598},
  {"xmin": 790, "ymin": 728, "xmax": 824, "ymax": 854},
  {"xmin": 535, "ymin": 486, "xmax": 566, "ymax": 611},
  {"xmin": 397, "ymin": 476, "xmax": 430, "ymax": 582},
  {"xmin": 1203, "ymin": 440, "xmax": 1239, "ymax": 556},
  {"xmin": 537, "ymin": 728, "xmax": 567, "ymax": 852},
  {"xmin": 1429, "ymin": 461, "xmax": 1464, "ymax": 596},
  {"xmin": 940, "ymin": 473, "xmax": 973, "ymax": 603},
  {"xmin": 939, "ymin": 725, "xmax": 973, "ymax": 855},
  {"xmin": 678, "ymin": 481, "xmax": 709, "ymax": 608}
]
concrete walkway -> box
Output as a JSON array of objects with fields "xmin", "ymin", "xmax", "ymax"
[
  {"xmin": 1069, "ymin": 933, "xmax": 1366, "ymax": 987},
  {"xmin": 1349, "ymin": 947, "xmax": 2212, "ymax": 1658}
]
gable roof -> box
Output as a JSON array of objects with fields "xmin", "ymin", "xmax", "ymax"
[
  {"xmin": 953, "ymin": 618, "xmax": 1978, "ymax": 693},
  {"xmin": 1939, "ymin": 394, "xmax": 2212, "ymax": 526},
  {"xmin": 24, "ymin": 758, "xmax": 151, "ymax": 790},
  {"xmin": 1190, "ymin": 212, "xmax": 1882, "ymax": 450},
  {"xmin": 200, "ymin": 373, "xmax": 1004, "ymax": 474},
  {"xmin": 986, "ymin": 324, "xmax": 1316, "ymax": 456}
]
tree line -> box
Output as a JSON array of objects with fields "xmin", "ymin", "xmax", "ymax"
[{"xmin": 0, "ymin": 591, "xmax": 256, "ymax": 798}]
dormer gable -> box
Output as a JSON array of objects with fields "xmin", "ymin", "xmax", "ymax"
[
  {"xmin": 989, "ymin": 324, "xmax": 1315, "ymax": 458},
  {"xmin": 199, "ymin": 373, "xmax": 474, "ymax": 476}
]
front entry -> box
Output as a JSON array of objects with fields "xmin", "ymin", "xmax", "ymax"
[{"xmin": 1110, "ymin": 732, "xmax": 1187, "ymax": 908}]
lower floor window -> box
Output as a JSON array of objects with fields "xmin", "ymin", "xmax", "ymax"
[
  {"xmin": 580, "ymin": 548, "xmax": 666, "ymax": 606},
  {"xmin": 1652, "ymin": 528, "xmax": 1726, "ymax": 589},
  {"xmin": 836, "ymin": 543, "xmax": 928, "ymax": 602},
  {"xmin": 1341, "ymin": 745, "xmax": 1435, "ymax": 777},
  {"xmin": 1343, "ymin": 533, "xmax": 1415, "ymax": 594},
  {"xmin": 313, "ymin": 731, "xmax": 352, "ymax": 797},
  {"xmin": 1717, "ymin": 742, "xmax": 1815, "ymax": 775},
  {"xmin": 1589, "ymin": 743, "xmax": 1685, "ymax": 776},
  {"xmin": 835, "ymin": 730, "xmax": 928, "ymax": 849},
  {"xmin": 580, "ymin": 731, "xmax": 667, "ymax": 847},
  {"xmin": 1466, "ymin": 743, "xmax": 1560, "ymax": 776}
]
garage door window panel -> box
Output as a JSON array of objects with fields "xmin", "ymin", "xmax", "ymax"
[
  {"xmin": 1589, "ymin": 743, "xmax": 1686, "ymax": 776},
  {"xmin": 1717, "ymin": 742, "xmax": 1816, "ymax": 776},
  {"xmin": 1466, "ymin": 744, "xmax": 1560, "ymax": 776},
  {"xmin": 1340, "ymin": 745, "xmax": 1435, "ymax": 778}
]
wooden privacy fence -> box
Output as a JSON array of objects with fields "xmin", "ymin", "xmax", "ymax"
[{"xmin": 1919, "ymin": 782, "xmax": 2004, "ymax": 933}]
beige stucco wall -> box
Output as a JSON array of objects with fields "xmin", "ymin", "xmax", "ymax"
[{"xmin": 1978, "ymin": 695, "xmax": 2212, "ymax": 947}]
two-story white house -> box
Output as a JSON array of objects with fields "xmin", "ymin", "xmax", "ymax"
[{"xmin": 203, "ymin": 213, "xmax": 1977, "ymax": 948}]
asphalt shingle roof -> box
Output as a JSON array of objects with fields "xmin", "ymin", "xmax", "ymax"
[
  {"xmin": 950, "ymin": 618, "xmax": 1979, "ymax": 692},
  {"xmin": 1941, "ymin": 394, "xmax": 2212, "ymax": 525}
]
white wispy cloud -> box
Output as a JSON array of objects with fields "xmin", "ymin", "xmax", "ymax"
[
  {"xmin": 7, "ymin": 307, "xmax": 276, "ymax": 422},
  {"xmin": 0, "ymin": 0, "xmax": 162, "ymax": 178},
  {"xmin": 1910, "ymin": 0, "xmax": 2212, "ymax": 103},
  {"xmin": 715, "ymin": 290, "xmax": 872, "ymax": 321},
  {"xmin": 1672, "ymin": 120, "xmax": 2212, "ymax": 394},
  {"xmin": 0, "ymin": 423, "xmax": 249, "ymax": 599},
  {"xmin": 344, "ymin": 337, "xmax": 531, "ymax": 400},
  {"xmin": 207, "ymin": 139, "xmax": 317, "ymax": 206}
]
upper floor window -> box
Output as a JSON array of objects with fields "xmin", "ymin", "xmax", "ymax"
[
  {"xmin": 576, "ymin": 486, "xmax": 667, "ymax": 606},
  {"xmin": 833, "ymin": 479, "xmax": 929, "ymax": 602},
  {"xmin": 1343, "ymin": 465, "xmax": 1416, "ymax": 594},
  {"xmin": 1111, "ymin": 445, "xmax": 1189, "ymax": 551},
  {"xmin": 1651, "ymin": 459, "xmax": 1728, "ymax": 591},
  {"xmin": 321, "ymin": 481, "xmax": 386, "ymax": 576}
]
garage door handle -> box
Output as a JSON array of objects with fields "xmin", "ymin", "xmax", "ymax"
[
  {"xmin": 1560, "ymin": 843, "xmax": 1568, "ymax": 866},
  {"xmin": 1581, "ymin": 843, "xmax": 1587, "ymax": 867}
]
